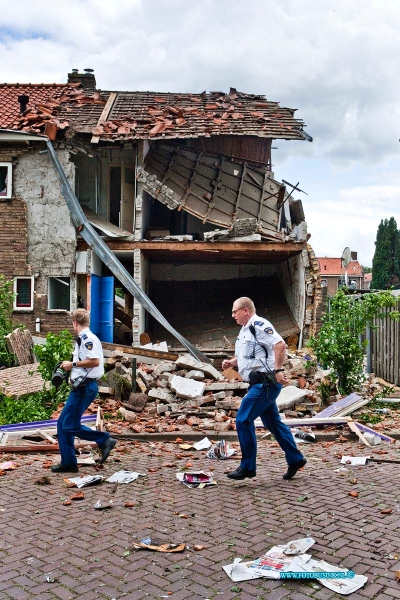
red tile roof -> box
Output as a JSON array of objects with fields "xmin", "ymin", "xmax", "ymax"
[
  {"xmin": 317, "ymin": 257, "xmax": 364, "ymax": 276},
  {"xmin": 90, "ymin": 88, "xmax": 309, "ymax": 142},
  {"xmin": 364, "ymin": 272, "xmax": 372, "ymax": 282},
  {"xmin": 0, "ymin": 83, "xmax": 77, "ymax": 129},
  {"xmin": 1, "ymin": 82, "xmax": 310, "ymax": 143}
]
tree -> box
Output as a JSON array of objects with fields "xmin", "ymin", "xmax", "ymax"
[
  {"xmin": 372, "ymin": 217, "xmax": 400, "ymax": 289},
  {"xmin": 308, "ymin": 288, "xmax": 399, "ymax": 394}
]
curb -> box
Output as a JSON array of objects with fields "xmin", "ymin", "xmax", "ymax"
[{"xmin": 113, "ymin": 430, "xmax": 400, "ymax": 443}]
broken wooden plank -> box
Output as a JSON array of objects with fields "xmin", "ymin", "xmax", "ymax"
[
  {"xmin": 354, "ymin": 421, "xmax": 396, "ymax": 443},
  {"xmin": 256, "ymin": 416, "xmax": 351, "ymax": 428},
  {"xmin": 95, "ymin": 406, "xmax": 104, "ymax": 432},
  {"xmin": 35, "ymin": 429, "xmax": 57, "ymax": 444},
  {"xmin": 347, "ymin": 420, "xmax": 372, "ymax": 447},
  {"xmin": 0, "ymin": 442, "xmax": 97, "ymax": 453}
]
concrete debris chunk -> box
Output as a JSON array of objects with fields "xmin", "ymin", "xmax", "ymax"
[
  {"xmin": 215, "ymin": 397, "xmax": 242, "ymax": 411},
  {"xmin": 152, "ymin": 362, "xmax": 176, "ymax": 377},
  {"xmin": 277, "ymin": 386, "xmax": 312, "ymax": 411},
  {"xmin": 175, "ymin": 354, "xmax": 224, "ymax": 381},
  {"xmin": 148, "ymin": 388, "xmax": 175, "ymax": 403},
  {"xmin": 185, "ymin": 370, "xmax": 205, "ymax": 380},
  {"xmin": 137, "ymin": 368, "xmax": 154, "ymax": 387},
  {"xmin": 205, "ymin": 382, "xmax": 248, "ymax": 391},
  {"xmin": 118, "ymin": 407, "xmax": 137, "ymax": 422},
  {"xmin": 170, "ymin": 375, "xmax": 206, "ymax": 399}
]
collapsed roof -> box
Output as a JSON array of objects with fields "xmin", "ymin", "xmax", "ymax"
[{"xmin": 1, "ymin": 81, "xmax": 311, "ymax": 143}]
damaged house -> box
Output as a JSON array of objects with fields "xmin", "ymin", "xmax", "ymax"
[{"xmin": 0, "ymin": 70, "xmax": 321, "ymax": 355}]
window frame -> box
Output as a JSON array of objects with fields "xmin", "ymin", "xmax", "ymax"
[
  {"xmin": 0, "ymin": 162, "xmax": 12, "ymax": 200},
  {"xmin": 47, "ymin": 276, "xmax": 71, "ymax": 311},
  {"xmin": 13, "ymin": 276, "xmax": 34, "ymax": 311}
]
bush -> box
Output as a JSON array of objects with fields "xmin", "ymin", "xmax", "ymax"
[
  {"xmin": 34, "ymin": 330, "xmax": 74, "ymax": 381},
  {"xmin": 308, "ymin": 289, "xmax": 400, "ymax": 394},
  {"xmin": 0, "ymin": 386, "xmax": 65, "ymax": 425},
  {"xmin": 0, "ymin": 276, "xmax": 17, "ymax": 367}
]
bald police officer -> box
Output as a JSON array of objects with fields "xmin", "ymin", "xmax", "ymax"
[
  {"xmin": 51, "ymin": 309, "xmax": 116, "ymax": 473},
  {"xmin": 222, "ymin": 297, "xmax": 306, "ymax": 480}
]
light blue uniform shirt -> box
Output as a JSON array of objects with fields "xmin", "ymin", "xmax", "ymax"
[{"xmin": 235, "ymin": 314, "xmax": 284, "ymax": 382}]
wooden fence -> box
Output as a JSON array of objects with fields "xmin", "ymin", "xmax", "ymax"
[{"xmin": 369, "ymin": 304, "xmax": 400, "ymax": 385}]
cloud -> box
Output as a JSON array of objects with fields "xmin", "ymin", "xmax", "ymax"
[
  {"xmin": 306, "ymin": 185, "xmax": 400, "ymax": 265},
  {"xmin": 1, "ymin": 0, "xmax": 399, "ymax": 266}
]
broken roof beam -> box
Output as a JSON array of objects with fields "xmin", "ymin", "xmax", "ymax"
[{"xmin": 91, "ymin": 92, "xmax": 117, "ymax": 144}]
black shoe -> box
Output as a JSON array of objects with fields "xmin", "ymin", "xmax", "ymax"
[
  {"xmin": 99, "ymin": 437, "xmax": 117, "ymax": 464},
  {"xmin": 283, "ymin": 458, "xmax": 307, "ymax": 480},
  {"xmin": 227, "ymin": 467, "xmax": 256, "ymax": 480},
  {"xmin": 51, "ymin": 463, "xmax": 79, "ymax": 473}
]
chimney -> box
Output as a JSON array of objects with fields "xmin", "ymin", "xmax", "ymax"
[
  {"xmin": 67, "ymin": 68, "xmax": 96, "ymax": 95},
  {"xmin": 18, "ymin": 94, "xmax": 29, "ymax": 113},
  {"xmin": 351, "ymin": 251, "xmax": 358, "ymax": 261}
]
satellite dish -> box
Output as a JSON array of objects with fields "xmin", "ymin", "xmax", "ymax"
[{"xmin": 341, "ymin": 247, "xmax": 352, "ymax": 269}]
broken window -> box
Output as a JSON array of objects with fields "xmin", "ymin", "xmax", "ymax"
[
  {"xmin": 0, "ymin": 163, "xmax": 12, "ymax": 199},
  {"xmin": 13, "ymin": 277, "xmax": 34, "ymax": 310},
  {"xmin": 48, "ymin": 277, "xmax": 70, "ymax": 310}
]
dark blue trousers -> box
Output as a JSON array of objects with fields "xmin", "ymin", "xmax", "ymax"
[
  {"xmin": 57, "ymin": 380, "xmax": 110, "ymax": 467},
  {"xmin": 236, "ymin": 383, "xmax": 304, "ymax": 471}
]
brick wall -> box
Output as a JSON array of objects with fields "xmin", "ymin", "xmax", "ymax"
[
  {"xmin": 13, "ymin": 293, "xmax": 74, "ymax": 334},
  {"xmin": 0, "ymin": 197, "xmax": 30, "ymax": 279}
]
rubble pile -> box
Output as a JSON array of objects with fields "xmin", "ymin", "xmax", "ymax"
[{"xmin": 92, "ymin": 350, "xmax": 339, "ymax": 434}]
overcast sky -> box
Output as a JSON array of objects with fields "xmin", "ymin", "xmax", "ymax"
[{"xmin": 1, "ymin": 0, "xmax": 399, "ymax": 266}]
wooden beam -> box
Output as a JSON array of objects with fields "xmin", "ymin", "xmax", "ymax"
[
  {"xmin": 91, "ymin": 92, "xmax": 117, "ymax": 144},
  {"xmin": 82, "ymin": 240, "xmax": 306, "ymax": 253},
  {"xmin": 101, "ymin": 341, "xmax": 178, "ymax": 361}
]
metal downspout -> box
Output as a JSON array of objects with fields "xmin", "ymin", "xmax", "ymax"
[{"xmin": 45, "ymin": 139, "xmax": 210, "ymax": 363}]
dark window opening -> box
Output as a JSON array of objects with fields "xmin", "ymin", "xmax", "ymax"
[
  {"xmin": 110, "ymin": 167, "xmax": 121, "ymax": 226},
  {"xmin": 48, "ymin": 277, "xmax": 70, "ymax": 310}
]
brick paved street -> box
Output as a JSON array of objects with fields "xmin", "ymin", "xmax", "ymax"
[{"xmin": 0, "ymin": 437, "xmax": 399, "ymax": 600}]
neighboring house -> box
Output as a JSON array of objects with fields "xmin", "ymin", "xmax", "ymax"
[
  {"xmin": 317, "ymin": 256, "xmax": 364, "ymax": 297},
  {"xmin": 364, "ymin": 272, "xmax": 372, "ymax": 290},
  {"xmin": 0, "ymin": 69, "xmax": 320, "ymax": 351}
]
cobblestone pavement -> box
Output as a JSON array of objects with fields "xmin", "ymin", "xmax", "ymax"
[{"xmin": 0, "ymin": 437, "xmax": 399, "ymax": 600}]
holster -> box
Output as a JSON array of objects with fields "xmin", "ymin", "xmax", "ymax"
[{"xmin": 248, "ymin": 371, "xmax": 278, "ymax": 387}]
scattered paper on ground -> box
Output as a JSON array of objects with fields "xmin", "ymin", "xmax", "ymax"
[
  {"xmin": 176, "ymin": 471, "xmax": 217, "ymax": 488},
  {"xmin": 65, "ymin": 475, "xmax": 104, "ymax": 488},
  {"xmin": 106, "ymin": 470, "xmax": 146, "ymax": 484},
  {"xmin": 340, "ymin": 456, "xmax": 370, "ymax": 466}
]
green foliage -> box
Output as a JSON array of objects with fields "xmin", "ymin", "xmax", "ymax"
[
  {"xmin": 308, "ymin": 289, "xmax": 399, "ymax": 394},
  {"xmin": 34, "ymin": 330, "xmax": 74, "ymax": 381},
  {"xmin": 0, "ymin": 276, "xmax": 17, "ymax": 367},
  {"xmin": 361, "ymin": 266, "xmax": 372, "ymax": 273},
  {"xmin": 372, "ymin": 217, "xmax": 400, "ymax": 289},
  {"xmin": 115, "ymin": 287, "xmax": 125, "ymax": 299},
  {"xmin": 0, "ymin": 385, "xmax": 67, "ymax": 426}
]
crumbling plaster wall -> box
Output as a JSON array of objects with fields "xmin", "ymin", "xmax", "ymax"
[
  {"xmin": 12, "ymin": 146, "xmax": 78, "ymax": 333},
  {"xmin": 14, "ymin": 147, "xmax": 77, "ymax": 288}
]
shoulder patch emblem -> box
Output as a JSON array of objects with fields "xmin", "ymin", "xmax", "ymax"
[
  {"xmin": 85, "ymin": 341, "xmax": 93, "ymax": 350},
  {"xmin": 264, "ymin": 327, "xmax": 274, "ymax": 334},
  {"xmin": 82, "ymin": 333, "xmax": 88, "ymax": 340},
  {"xmin": 253, "ymin": 320, "xmax": 265, "ymax": 327}
]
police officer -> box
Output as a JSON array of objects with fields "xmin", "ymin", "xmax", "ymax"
[
  {"xmin": 51, "ymin": 308, "xmax": 117, "ymax": 473},
  {"xmin": 222, "ymin": 297, "xmax": 306, "ymax": 480}
]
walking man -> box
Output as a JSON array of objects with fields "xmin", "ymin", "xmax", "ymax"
[
  {"xmin": 222, "ymin": 297, "xmax": 306, "ymax": 480},
  {"xmin": 51, "ymin": 308, "xmax": 117, "ymax": 473}
]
